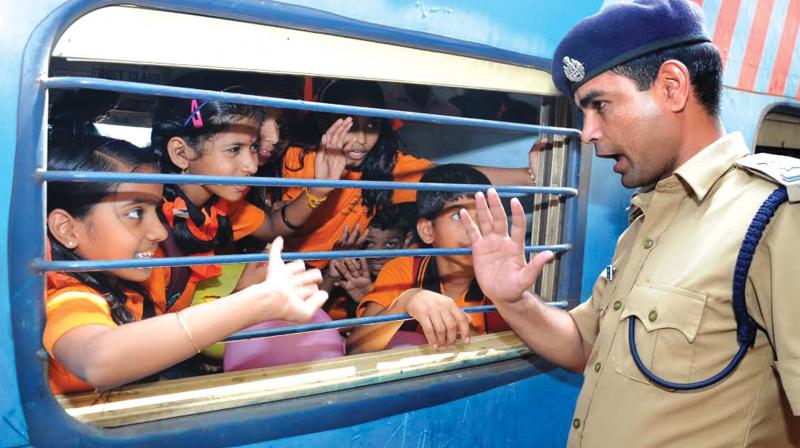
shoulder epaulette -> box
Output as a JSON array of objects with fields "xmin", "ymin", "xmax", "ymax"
[{"xmin": 735, "ymin": 153, "xmax": 800, "ymax": 203}]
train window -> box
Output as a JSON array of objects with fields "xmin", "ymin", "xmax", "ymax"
[
  {"xmin": 755, "ymin": 107, "xmax": 800, "ymax": 158},
  {"xmin": 26, "ymin": 4, "xmax": 584, "ymax": 437}
]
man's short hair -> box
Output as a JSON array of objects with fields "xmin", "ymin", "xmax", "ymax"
[
  {"xmin": 611, "ymin": 42, "xmax": 722, "ymax": 116},
  {"xmin": 552, "ymin": 0, "xmax": 714, "ymax": 107},
  {"xmin": 417, "ymin": 164, "xmax": 491, "ymax": 220}
]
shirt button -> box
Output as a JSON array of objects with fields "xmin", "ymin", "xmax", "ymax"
[
  {"xmin": 648, "ymin": 310, "xmax": 658, "ymax": 322},
  {"xmin": 642, "ymin": 238, "xmax": 654, "ymax": 249},
  {"xmin": 594, "ymin": 362, "xmax": 601, "ymax": 372},
  {"xmin": 613, "ymin": 300, "xmax": 622, "ymax": 311},
  {"xmin": 573, "ymin": 418, "xmax": 581, "ymax": 429}
]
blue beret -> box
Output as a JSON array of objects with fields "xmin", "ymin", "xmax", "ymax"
[{"xmin": 552, "ymin": 0, "xmax": 711, "ymax": 97}]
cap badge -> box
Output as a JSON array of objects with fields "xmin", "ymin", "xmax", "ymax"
[{"xmin": 563, "ymin": 56, "xmax": 585, "ymax": 83}]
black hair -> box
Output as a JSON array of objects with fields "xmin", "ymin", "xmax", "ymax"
[
  {"xmin": 48, "ymin": 89, "xmax": 120, "ymax": 140},
  {"xmin": 611, "ymin": 42, "xmax": 722, "ymax": 116},
  {"xmin": 151, "ymin": 96, "xmax": 263, "ymax": 174},
  {"xmin": 47, "ymin": 135, "xmax": 157, "ymax": 325},
  {"xmin": 417, "ymin": 164, "xmax": 490, "ymax": 220},
  {"xmin": 368, "ymin": 202, "xmax": 417, "ymax": 234},
  {"xmin": 319, "ymin": 79, "xmax": 404, "ymax": 215},
  {"xmin": 150, "ymin": 78, "xmax": 263, "ymax": 255},
  {"xmin": 247, "ymin": 75, "xmax": 303, "ymax": 212}
]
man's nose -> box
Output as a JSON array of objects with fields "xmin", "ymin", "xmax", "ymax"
[{"xmin": 581, "ymin": 115, "xmax": 602, "ymax": 145}]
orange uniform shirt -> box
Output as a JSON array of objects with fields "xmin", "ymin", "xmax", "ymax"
[
  {"xmin": 43, "ymin": 272, "xmax": 147, "ymax": 395},
  {"xmin": 357, "ymin": 256, "xmax": 509, "ymax": 335},
  {"xmin": 146, "ymin": 198, "xmax": 265, "ymax": 314},
  {"xmin": 281, "ymin": 146, "xmax": 431, "ymax": 269}
]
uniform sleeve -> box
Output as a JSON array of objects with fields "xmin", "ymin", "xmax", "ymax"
[
  {"xmin": 750, "ymin": 203, "xmax": 800, "ymax": 415},
  {"xmin": 43, "ymin": 287, "xmax": 115, "ymax": 358},
  {"xmin": 228, "ymin": 200, "xmax": 266, "ymax": 241},
  {"xmin": 391, "ymin": 154, "xmax": 433, "ymax": 203},
  {"xmin": 357, "ymin": 257, "xmax": 415, "ymax": 316},
  {"xmin": 281, "ymin": 146, "xmax": 314, "ymax": 202},
  {"xmin": 568, "ymin": 271, "xmax": 610, "ymax": 347}
]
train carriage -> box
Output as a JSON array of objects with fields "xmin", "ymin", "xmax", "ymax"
[{"xmin": 1, "ymin": 1, "xmax": 798, "ymax": 447}]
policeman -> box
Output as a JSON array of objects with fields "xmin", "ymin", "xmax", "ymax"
[{"xmin": 458, "ymin": 0, "xmax": 800, "ymax": 446}]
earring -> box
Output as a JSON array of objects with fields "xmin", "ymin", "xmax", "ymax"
[{"xmin": 66, "ymin": 241, "xmax": 75, "ymax": 248}]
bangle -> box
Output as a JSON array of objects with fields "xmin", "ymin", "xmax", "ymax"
[
  {"xmin": 176, "ymin": 311, "xmax": 201, "ymax": 353},
  {"xmin": 280, "ymin": 203, "xmax": 302, "ymax": 231},
  {"xmin": 303, "ymin": 188, "xmax": 328, "ymax": 209}
]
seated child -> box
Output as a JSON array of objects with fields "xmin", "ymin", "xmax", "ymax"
[
  {"xmin": 323, "ymin": 202, "xmax": 417, "ymax": 321},
  {"xmin": 346, "ymin": 164, "xmax": 509, "ymax": 354},
  {"xmin": 44, "ymin": 135, "xmax": 327, "ymax": 394}
]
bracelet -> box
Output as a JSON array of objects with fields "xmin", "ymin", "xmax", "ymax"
[
  {"xmin": 303, "ymin": 187, "xmax": 328, "ymax": 209},
  {"xmin": 280, "ymin": 203, "xmax": 302, "ymax": 231},
  {"xmin": 176, "ymin": 311, "xmax": 201, "ymax": 353}
]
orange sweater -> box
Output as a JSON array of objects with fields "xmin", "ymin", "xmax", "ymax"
[
  {"xmin": 357, "ymin": 256, "xmax": 509, "ymax": 336},
  {"xmin": 281, "ymin": 146, "xmax": 431, "ymax": 269},
  {"xmin": 44, "ymin": 272, "xmax": 146, "ymax": 394},
  {"xmin": 146, "ymin": 198, "xmax": 265, "ymax": 314}
]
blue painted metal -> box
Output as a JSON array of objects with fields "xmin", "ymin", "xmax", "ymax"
[
  {"xmin": 240, "ymin": 366, "xmax": 582, "ymax": 448},
  {"xmin": 284, "ymin": 0, "xmax": 606, "ymax": 62},
  {"xmin": 225, "ymin": 302, "xmax": 568, "ymax": 342},
  {"xmin": 39, "ymin": 170, "xmax": 578, "ymax": 196},
  {"xmin": 34, "ymin": 244, "xmax": 573, "ymax": 272},
  {"xmin": 3, "ymin": 0, "xmax": 796, "ymax": 447},
  {"xmin": 6, "ymin": 2, "xmax": 588, "ymax": 446},
  {"xmin": 45, "ymin": 77, "xmax": 582, "ymax": 137}
]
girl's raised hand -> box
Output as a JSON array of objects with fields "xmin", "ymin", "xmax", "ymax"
[
  {"xmin": 255, "ymin": 237, "xmax": 328, "ymax": 323},
  {"xmin": 314, "ymin": 117, "xmax": 351, "ymax": 185}
]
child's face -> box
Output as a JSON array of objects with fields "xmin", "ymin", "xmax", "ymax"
[
  {"xmin": 258, "ymin": 109, "xmax": 282, "ymax": 167},
  {"xmin": 364, "ymin": 227, "xmax": 407, "ymax": 277},
  {"xmin": 418, "ymin": 197, "xmax": 478, "ymax": 267},
  {"xmin": 340, "ymin": 115, "xmax": 380, "ymax": 169},
  {"xmin": 70, "ymin": 169, "xmax": 167, "ymax": 283},
  {"xmin": 186, "ymin": 117, "xmax": 259, "ymax": 202}
]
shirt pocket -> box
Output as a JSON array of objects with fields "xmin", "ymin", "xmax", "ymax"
[{"xmin": 611, "ymin": 283, "xmax": 707, "ymax": 385}]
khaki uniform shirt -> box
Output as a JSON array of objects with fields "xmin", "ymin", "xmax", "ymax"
[{"xmin": 568, "ymin": 133, "xmax": 800, "ymax": 447}]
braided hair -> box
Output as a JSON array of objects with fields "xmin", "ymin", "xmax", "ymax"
[
  {"xmin": 150, "ymin": 87, "xmax": 262, "ymax": 254},
  {"xmin": 47, "ymin": 135, "xmax": 156, "ymax": 324}
]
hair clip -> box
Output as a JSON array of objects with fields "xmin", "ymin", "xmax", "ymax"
[{"xmin": 183, "ymin": 99, "xmax": 209, "ymax": 130}]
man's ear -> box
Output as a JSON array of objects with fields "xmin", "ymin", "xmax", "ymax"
[
  {"xmin": 416, "ymin": 218, "xmax": 435, "ymax": 245},
  {"xmin": 167, "ymin": 137, "xmax": 194, "ymax": 171},
  {"xmin": 656, "ymin": 59, "xmax": 690, "ymax": 113},
  {"xmin": 47, "ymin": 209, "xmax": 81, "ymax": 250}
]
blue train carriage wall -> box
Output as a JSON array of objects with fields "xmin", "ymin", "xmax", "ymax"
[{"xmin": 1, "ymin": 1, "xmax": 799, "ymax": 447}]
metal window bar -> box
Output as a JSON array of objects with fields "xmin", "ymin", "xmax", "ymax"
[
  {"xmin": 223, "ymin": 303, "xmax": 569, "ymax": 342},
  {"xmin": 43, "ymin": 76, "xmax": 581, "ymax": 137},
  {"xmin": 38, "ymin": 77, "xmax": 583, "ymax": 340}
]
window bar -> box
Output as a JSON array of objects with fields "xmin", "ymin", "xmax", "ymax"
[
  {"xmin": 35, "ymin": 78, "xmax": 583, "ymax": 339},
  {"xmin": 223, "ymin": 302, "xmax": 569, "ymax": 342},
  {"xmin": 38, "ymin": 170, "xmax": 578, "ymax": 197},
  {"xmin": 43, "ymin": 76, "xmax": 582, "ymax": 138},
  {"xmin": 33, "ymin": 245, "xmax": 573, "ymax": 272}
]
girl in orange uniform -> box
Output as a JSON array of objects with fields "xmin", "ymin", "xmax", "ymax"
[
  {"xmin": 279, "ymin": 79, "xmax": 536, "ymax": 270},
  {"xmin": 44, "ymin": 135, "xmax": 327, "ymax": 394}
]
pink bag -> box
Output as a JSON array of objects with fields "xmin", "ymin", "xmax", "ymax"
[
  {"xmin": 224, "ymin": 309, "xmax": 345, "ymax": 371},
  {"xmin": 385, "ymin": 330, "xmax": 428, "ymax": 349}
]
